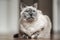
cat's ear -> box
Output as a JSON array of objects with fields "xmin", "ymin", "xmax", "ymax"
[
  {"xmin": 20, "ymin": 3, "xmax": 27, "ymax": 10},
  {"xmin": 33, "ymin": 3, "xmax": 38, "ymax": 9}
]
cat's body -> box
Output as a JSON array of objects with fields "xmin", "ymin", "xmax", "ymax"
[{"xmin": 19, "ymin": 3, "xmax": 51, "ymax": 39}]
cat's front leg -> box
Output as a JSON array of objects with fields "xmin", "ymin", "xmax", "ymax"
[
  {"xmin": 20, "ymin": 25, "xmax": 32, "ymax": 36},
  {"xmin": 31, "ymin": 31, "xmax": 40, "ymax": 39}
]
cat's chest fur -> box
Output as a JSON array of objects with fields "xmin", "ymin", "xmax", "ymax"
[{"xmin": 21, "ymin": 14, "xmax": 48, "ymax": 33}]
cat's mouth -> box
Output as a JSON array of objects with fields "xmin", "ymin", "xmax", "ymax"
[{"xmin": 26, "ymin": 17, "xmax": 34, "ymax": 22}]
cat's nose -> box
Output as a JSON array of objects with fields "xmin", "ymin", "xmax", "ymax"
[{"xmin": 30, "ymin": 13, "xmax": 32, "ymax": 16}]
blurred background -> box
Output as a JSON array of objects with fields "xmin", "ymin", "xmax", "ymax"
[{"xmin": 0, "ymin": 0, "xmax": 60, "ymax": 40}]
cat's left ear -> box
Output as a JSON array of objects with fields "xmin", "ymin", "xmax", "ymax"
[
  {"xmin": 32, "ymin": 3, "xmax": 38, "ymax": 9},
  {"xmin": 20, "ymin": 3, "xmax": 27, "ymax": 10}
]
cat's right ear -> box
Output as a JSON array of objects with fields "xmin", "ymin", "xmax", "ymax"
[
  {"xmin": 32, "ymin": 3, "xmax": 38, "ymax": 9},
  {"xmin": 20, "ymin": 3, "xmax": 27, "ymax": 10}
]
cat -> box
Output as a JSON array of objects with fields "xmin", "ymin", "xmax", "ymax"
[{"xmin": 19, "ymin": 3, "xmax": 52, "ymax": 39}]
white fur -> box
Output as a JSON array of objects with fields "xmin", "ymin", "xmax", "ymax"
[{"xmin": 20, "ymin": 6, "xmax": 52, "ymax": 38}]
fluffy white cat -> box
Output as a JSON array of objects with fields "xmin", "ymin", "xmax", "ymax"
[{"xmin": 19, "ymin": 3, "xmax": 52, "ymax": 39}]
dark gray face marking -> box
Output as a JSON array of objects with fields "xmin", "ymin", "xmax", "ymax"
[
  {"xmin": 22, "ymin": 8, "xmax": 37, "ymax": 22},
  {"xmin": 24, "ymin": 8, "xmax": 37, "ymax": 17}
]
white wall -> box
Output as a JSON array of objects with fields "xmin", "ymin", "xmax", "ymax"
[
  {"xmin": 53, "ymin": 0, "xmax": 58, "ymax": 32},
  {"xmin": 0, "ymin": 0, "xmax": 19, "ymax": 35},
  {"xmin": 0, "ymin": 0, "xmax": 8, "ymax": 34},
  {"xmin": 53, "ymin": 0, "xmax": 60, "ymax": 32},
  {"xmin": 7, "ymin": 0, "xmax": 19, "ymax": 34},
  {"xmin": 57, "ymin": 0, "xmax": 60, "ymax": 32}
]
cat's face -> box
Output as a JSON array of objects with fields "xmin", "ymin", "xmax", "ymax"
[
  {"xmin": 21, "ymin": 6, "xmax": 37, "ymax": 22},
  {"xmin": 20, "ymin": 3, "xmax": 38, "ymax": 22}
]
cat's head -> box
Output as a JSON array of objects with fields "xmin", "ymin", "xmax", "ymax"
[{"xmin": 20, "ymin": 3, "xmax": 38, "ymax": 23}]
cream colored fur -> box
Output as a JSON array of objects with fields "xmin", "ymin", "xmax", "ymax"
[{"xmin": 19, "ymin": 6, "xmax": 51, "ymax": 38}]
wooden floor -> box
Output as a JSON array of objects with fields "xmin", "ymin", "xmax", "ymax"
[{"xmin": 0, "ymin": 33, "xmax": 60, "ymax": 40}]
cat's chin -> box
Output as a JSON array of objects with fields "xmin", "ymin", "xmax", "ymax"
[
  {"xmin": 27, "ymin": 18, "xmax": 34, "ymax": 21},
  {"xmin": 26, "ymin": 20, "xmax": 34, "ymax": 23}
]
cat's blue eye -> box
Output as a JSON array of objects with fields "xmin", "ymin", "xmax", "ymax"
[
  {"xmin": 33, "ymin": 10, "xmax": 35, "ymax": 12},
  {"xmin": 24, "ymin": 15, "xmax": 26, "ymax": 18},
  {"xmin": 25, "ymin": 10, "xmax": 29, "ymax": 12}
]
